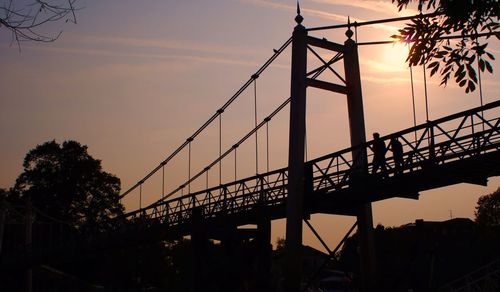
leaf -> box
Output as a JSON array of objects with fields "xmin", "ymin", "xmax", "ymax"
[
  {"xmin": 436, "ymin": 50, "xmax": 447, "ymax": 58},
  {"xmin": 466, "ymin": 63, "xmax": 474, "ymax": 73},
  {"xmin": 428, "ymin": 61, "xmax": 439, "ymax": 68},
  {"xmin": 467, "ymin": 80, "xmax": 476, "ymax": 93},
  {"xmin": 479, "ymin": 59, "xmax": 485, "ymax": 71},
  {"xmin": 472, "ymin": 43, "xmax": 488, "ymax": 52},
  {"xmin": 430, "ymin": 66, "xmax": 439, "ymax": 76},
  {"xmin": 459, "ymin": 79, "xmax": 467, "ymax": 87},
  {"xmin": 485, "ymin": 61, "xmax": 493, "ymax": 73},
  {"xmin": 458, "ymin": 71, "xmax": 466, "ymax": 81},
  {"xmin": 469, "ymin": 70, "xmax": 478, "ymax": 83},
  {"xmin": 486, "ymin": 52, "xmax": 495, "ymax": 60},
  {"xmin": 459, "ymin": 63, "xmax": 465, "ymax": 73},
  {"xmin": 466, "ymin": 64, "xmax": 477, "ymax": 83}
]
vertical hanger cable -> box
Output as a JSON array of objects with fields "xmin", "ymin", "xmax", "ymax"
[{"xmin": 254, "ymin": 79, "xmax": 259, "ymax": 174}]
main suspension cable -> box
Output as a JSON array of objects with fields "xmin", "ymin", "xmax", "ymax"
[
  {"xmin": 148, "ymin": 46, "xmax": 342, "ymax": 207},
  {"xmin": 356, "ymin": 32, "xmax": 497, "ymax": 47},
  {"xmin": 307, "ymin": 12, "xmax": 440, "ymax": 32},
  {"xmin": 119, "ymin": 36, "xmax": 292, "ymax": 199},
  {"xmin": 146, "ymin": 52, "xmax": 342, "ymax": 208},
  {"xmin": 146, "ymin": 97, "xmax": 291, "ymax": 208}
]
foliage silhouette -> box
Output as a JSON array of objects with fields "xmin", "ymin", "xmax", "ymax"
[
  {"xmin": 275, "ymin": 236, "xmax": 286, "ymax": 252},
  {"xmin": 11, "ymin": 140, "xmax": 123, "ymax": 232},
  {"xmin": 475, "ymin": 187, "xmax": 500, "ymax": 226},
  {"xmin": 391, "ymin": 0, "xmax": 498, "ymax": 93},
  {"xmin": 338, "ymin": 219, "xmax": 500, "ymax": 290}
]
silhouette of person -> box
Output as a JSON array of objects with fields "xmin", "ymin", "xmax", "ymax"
[
  {"xmin": 372, "ymin": 132, "xmax": 387, "ymax": 174},
  {"xmin": 391, "ymin": 137, "xmax": 403, "ymax": 174}
]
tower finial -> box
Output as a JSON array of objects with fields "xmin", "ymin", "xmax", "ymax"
[
  {"xmin": 295, "ymin": 1, "xmax": 303, "ymax": 25},
  {"xmin": 345, "ymin": 16, "xmax": 354, "ymax": 39}
]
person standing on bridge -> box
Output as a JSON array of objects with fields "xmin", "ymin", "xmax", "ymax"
[
  {"xmin": 372, "ymin": 132, "xmax": 387, "ymax": 174},
  {"xmin": 391, "ymin": 137, "xmax": 403, "ymax": 175}
]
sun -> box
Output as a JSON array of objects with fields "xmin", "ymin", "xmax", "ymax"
[{"xmin": 382, "ymin": 43, "xmax": 411, "ymax": 71}]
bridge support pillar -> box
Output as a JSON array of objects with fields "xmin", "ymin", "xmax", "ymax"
[
  {"xmin": 285, "ymin": 13, "xmax": 308, "ymax": 292},
  {"xmin": 221, "ymin": 224, "xmax": 239, "ymax": 291},
  {"xmin": 256, "ymin": 213, "xmax": 272, "ymax": 291},
  {"xmin": 191, "ymin": 208, "xmax": 209, "ymax": 292},
  {"xmin": 355, "ymin": 204, "xmax": 376, "ymax": 289},
  {"xmin": 344, "ymin": 29, "xmax": 377, "ymax": 290}
]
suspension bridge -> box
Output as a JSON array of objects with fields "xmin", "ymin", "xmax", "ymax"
[{"xmin": 1, "ymin": 8, "xmax": 499, "ymax": 292}]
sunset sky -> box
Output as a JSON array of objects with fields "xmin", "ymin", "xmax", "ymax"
[{"xmin": 1, "ymin": 0, "xmax": 498, "ymax": 251}]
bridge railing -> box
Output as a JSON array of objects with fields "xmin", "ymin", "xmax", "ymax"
[
  {"xmin": 310, "ymin": 100, "xmax": 500, "ymax": 193},
  {"xmin": 123, "ymin": 100, "xmax": 500, "ymax": 229},
  {"xmin": 126, "ymin": 167, "xmax": 289, "ymax": 227}
]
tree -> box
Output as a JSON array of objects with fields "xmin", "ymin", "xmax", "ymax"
[
  {"xmin": 391, "ymin": 0, "xmax": 499, "ymax": 93},
  {"xmin": 0, "ymin": 0, "xmax": 78, "ymax": 46},
  {"xmin": 11, "ymin": 140, "xmax": 124, "ymax": 232},
  {"xmin": 475, "ymin": 187, "xmax": 500, "ymax": 226},
  {"xmin": 275, "ymin": 236, "xmax": 286, "ymax": 252}
]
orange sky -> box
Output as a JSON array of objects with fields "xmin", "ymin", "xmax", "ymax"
[{"xmin": 1, "ymin": 0, "xmax": 498, "ymax": 251}]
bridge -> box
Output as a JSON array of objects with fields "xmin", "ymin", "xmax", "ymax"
[
  {"xmin": 5, "ymin": 99, "xmax": 498, "ymax": 291},
  {"xmin": 124, "ymin": 100, "xmax": 500, "ymax": 231},
  {"xmin": 1, "ymin": 8, "xmax": 499, "ymax": 292}
]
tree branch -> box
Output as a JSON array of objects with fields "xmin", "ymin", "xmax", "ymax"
[{"xmin": 1, "ymin": 0, "xmax": 79, "ymax": 48}]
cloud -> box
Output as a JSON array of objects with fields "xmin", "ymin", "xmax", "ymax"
[
  {"xmin": 66, "ymin": 35, "xmax": 259, "ymax": 57},
  {"xmin": 362, "ymin": 75, "xmax": 411, "ymax": 84},
  {"xmin": 362, "ymin": 59, "xmax": 408, "ymax": 73},
  {"xmin": 311, "ymin": 0, "xmax": 418, "ymax": 17},
  {"xmin": 241, "ymin": 0, "xmax": 401, "ymax": 32},
  {"xmin": 2, "ymin": 44, "xmax": 261, "ymax": 67},
  {"xmin": 242, "ymin": 0, "xmax": 347, "ymax": 22},
  {"xmin": 3, "ymin": 32, "xmax": 294, "ymax": 70},
  {"xmin": 0, "ymin": 42, "xmax": 293, "ymax": 72},
  {"xmin": 362, "ymin": 74, "xmax": 441, "ymax": 86}
]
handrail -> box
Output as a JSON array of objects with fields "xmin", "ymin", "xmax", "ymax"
[{"xmin": 119, "ymin": 100, "xmax": 500, "ymax": 229}]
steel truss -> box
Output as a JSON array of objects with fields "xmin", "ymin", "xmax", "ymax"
[{"xmin": 122, "ymin": 100, "xmax": 500, "ymax": 234}]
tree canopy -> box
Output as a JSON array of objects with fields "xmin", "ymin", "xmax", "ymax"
[
  {"xmin": 11, "ymin": 140, "xmax": 123, "ymax": 232},
  {"xmin": 475, "ymin": 187, "xmax": 500, "ymax": 226},
  {"xmin": 392, "ymin": 0, "xmax": 499, "ymax": 93}
]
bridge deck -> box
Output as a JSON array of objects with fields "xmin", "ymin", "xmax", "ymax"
[
  {"xmin": 2, "ymin": 101, "xmax": 499, "ymax": 268},
  {"xmin": 121, "ymin": 100, "xmax": 500, "ymax": 240}
]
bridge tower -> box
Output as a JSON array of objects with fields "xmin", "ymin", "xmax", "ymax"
[{"xmin": 285, "ymin": 7, "xmax": 376, "ymax": 291}]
